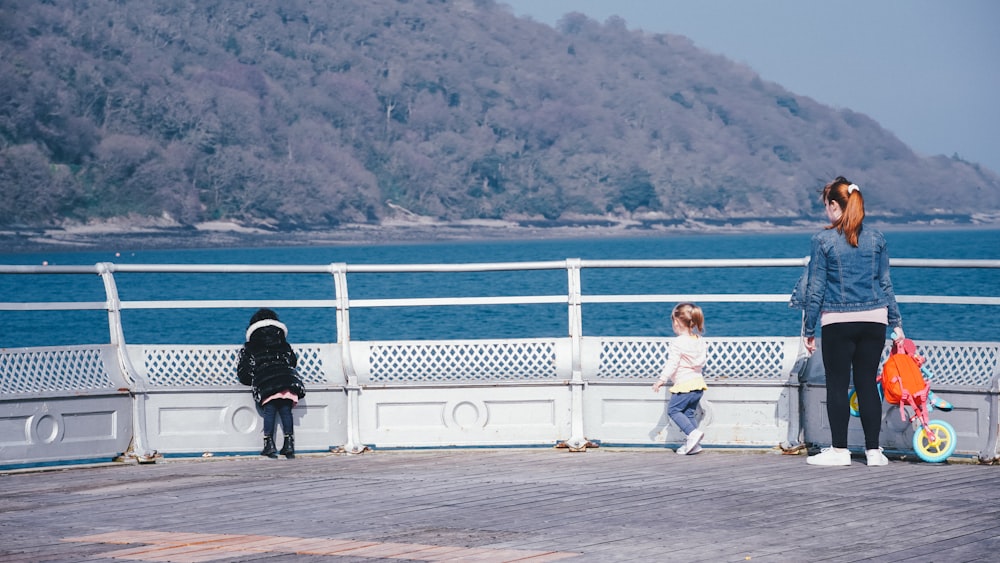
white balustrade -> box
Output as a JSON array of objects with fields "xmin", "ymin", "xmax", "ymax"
[{"xmin": 1, "ymin": 258, "xmax": 998, "ymax": 467}]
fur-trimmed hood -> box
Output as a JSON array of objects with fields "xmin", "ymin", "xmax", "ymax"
[{"xmin": 246, "ymin": 319, "xmax": 288, "ymax": 342}]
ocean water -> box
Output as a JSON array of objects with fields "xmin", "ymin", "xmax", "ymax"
[{"xmin": 2, "ymin": 229, "xmax": 998, "ymax": 347}]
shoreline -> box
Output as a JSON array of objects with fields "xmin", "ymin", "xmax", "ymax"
[{"xmin": 2, "ymin": 217, "xmax": 999, "ymax": 255}]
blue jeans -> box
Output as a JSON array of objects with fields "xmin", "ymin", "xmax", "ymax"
[
  {"xmin": 668, "ymin": 390, "xmax": 704, "ymax": 436},
  {"xmin": 262, "ymin": 398, "xmax": 294, "ymax": 437}
]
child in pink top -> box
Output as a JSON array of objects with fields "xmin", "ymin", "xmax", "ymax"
[{"xmin": 652, "ymin": 303, "xmax": 708, "ymax": 455}]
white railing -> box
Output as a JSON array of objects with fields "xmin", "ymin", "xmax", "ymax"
[{"xmin": 1, "ymin": 258, "xmax": 998, "ymax": 469}]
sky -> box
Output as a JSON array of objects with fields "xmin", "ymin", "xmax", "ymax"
[{"xmin": 502, "ymin": 0, "xmax": 1000, "ymax": 175}]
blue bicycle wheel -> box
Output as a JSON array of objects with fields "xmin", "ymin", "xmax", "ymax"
[{"xmin": 913, "ymin": 419, "xmax": 957, "ymax": 463}]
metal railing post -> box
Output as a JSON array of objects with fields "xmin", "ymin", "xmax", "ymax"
[
  {"xmin": 331, "ymin": 263, "xmax": 367, "ymax": 453},
  {"xmin": 97, "ymin": 262, "xmax": 155, "ymax": 462},
  {"xmin": 560, "ymin": 258, "xmax": 593, "ymax": 451},
  {"xmin": 979, "ymin": 360, "xmax": 1000, "ymax": 463}
]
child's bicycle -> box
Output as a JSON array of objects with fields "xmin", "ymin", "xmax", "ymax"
[{"xmin": 848, "ymin": 330, "xmax": 956, "ymax": 463}]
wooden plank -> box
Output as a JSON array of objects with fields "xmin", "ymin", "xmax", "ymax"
[{"xmin": 2, "ymin": 449, "xmax": 998, "ymax": 562}]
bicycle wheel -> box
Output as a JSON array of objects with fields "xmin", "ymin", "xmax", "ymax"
[{"xmin": 913, "ymin": 419, "xmax": 957, "ymax": 463}]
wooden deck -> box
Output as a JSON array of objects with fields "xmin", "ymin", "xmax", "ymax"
[{"xmin": 2, "ymin": 447, "xmax": 998, "ymax": 562}]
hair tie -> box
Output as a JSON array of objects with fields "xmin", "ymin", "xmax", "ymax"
[{"xmin": 847, "ymin": 184, "xmax": 860, "ymax": 194}]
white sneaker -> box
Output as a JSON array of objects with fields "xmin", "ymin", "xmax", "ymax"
[
  {"xmin": 866, "ymin": 448, "xmax": 889, "ymax": 466},
  {"xmin": 807, "ymin": 447, "xmax": 851, "ymax": 466},
  {"xmin": 677, "ymin": 429, "xmax": 704, "ymax": 455},
  {"xmin": 676, "ymin": 443, "xmax": 704, "ymax": 455}
]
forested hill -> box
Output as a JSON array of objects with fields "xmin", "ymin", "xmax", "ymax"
[{"xmin": 2, "ymin": 0, "xmax": 998, "ymax": 231}]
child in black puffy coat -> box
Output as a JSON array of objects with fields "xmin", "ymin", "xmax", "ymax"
[{"xmin": 237, "ymin": 308, "xmax": 306, "ymax": 458}]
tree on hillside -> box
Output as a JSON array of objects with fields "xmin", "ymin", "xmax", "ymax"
[{"xmin": 0, "ymin": 0, "xmax": 996, "ymax": 229}]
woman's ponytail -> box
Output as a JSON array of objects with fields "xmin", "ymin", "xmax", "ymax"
[{"xmin": 823, "ymin": 177, "xmax": 866, "ymax": 247}]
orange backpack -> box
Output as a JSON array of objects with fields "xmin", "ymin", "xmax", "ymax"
[{"xmin": 879, "ymin": 351, "xmax": 928, "ymax": 406}]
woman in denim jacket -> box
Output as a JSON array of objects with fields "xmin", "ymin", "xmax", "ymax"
[{"xmin": 801, "ymin": 176, "xmax": 903, "ymax": 467}]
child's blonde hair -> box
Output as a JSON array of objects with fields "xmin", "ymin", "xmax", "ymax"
[{"xmin": 672, "ymin": 302, "xmax": 705, "ymax": 334}]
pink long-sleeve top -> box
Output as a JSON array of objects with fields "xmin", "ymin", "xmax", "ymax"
[{"xmin": 658, "ymin": 333, "xmax": 708, "ymax": 393}]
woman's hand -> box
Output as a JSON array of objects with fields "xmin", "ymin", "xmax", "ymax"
[{"xmin": 804, "ymin": 336, "xmax": 817, "ymax": 354}]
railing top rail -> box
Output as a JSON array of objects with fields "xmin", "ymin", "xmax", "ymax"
[
  {"xmin": 0, "ymin": 302, "xmax": 109, "ymax": 311},
  {"xmin": 8, "ymin": 293, "xmax": 997, "ymax": 311},
  {"xmin": 580, "ymin": 258, "xmax": 809, "ymax": 268},
  {"xmin": 350, "ymin": 258, "xmax": 809, "ymax": 271},
  {"xmin": 111, "ymin": 264, "xmax": 337, "ymax": 274},
  {"xmin": 0, "ymin": 261, "xmax": 570, "ymax": 274},
  {"xmin": 347, "ymin": 260, "xmax": 570, "ymax": 273},
  {"xmin": 0, "ymin": 265, "xmax": 102, "ymax": 274},
  {"xmin": 891, "ymin": 258, "xmax": 1000, "ymax": 268},
  {"xmin": 3, "ymin": 258, "xmax": 999, "ymax": 276}
]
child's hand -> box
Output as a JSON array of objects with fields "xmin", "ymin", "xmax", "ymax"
[{"xmin": 652, "ymin": 380, "xmax": 664, "ymax": 393}]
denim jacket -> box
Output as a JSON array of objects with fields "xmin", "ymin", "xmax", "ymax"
[
  {"xmin": 792, "ymin": 227, "xmax": 901, "ymax": 338},
  {"xmin": 789, "ymin": 263, "xmax": 809, "ymax": 311}
]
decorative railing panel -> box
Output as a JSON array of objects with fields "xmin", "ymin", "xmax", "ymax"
[
  {"xmin": 0, "ymin": 346, "xmax": 121, "ymax": 394},
  {"xmin": 917, "ymin": 343, "xmax": 1000, "ymax": 388},
  {"xmin": 705, "ymin": 338, "xmax": 793, "ymax": 380},
  {"xmin": 133, "ymin": 344, "xmax": 337, "ymax": 387},
  {"xmin": 362, "ymin": 340, "xmax": 563, "ymax": 384},
  {"xmin": 592, "ymin": 338, "xmax": 670, "ymax": 380},
  {"xmin": 591, "ymin": 337, "xmax": 795, "ymax": 381},
  {"xmin": 137, "ymin": 346, "xmax": 242, "ymax": 387}
]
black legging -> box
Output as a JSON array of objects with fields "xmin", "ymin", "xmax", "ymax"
[{"xmin": 821, "ymin": 322, "xmax": 886, "ymax": 450}]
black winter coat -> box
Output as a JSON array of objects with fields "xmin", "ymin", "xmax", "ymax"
[{"xmin": 237, "ymin": 320, "xmax": 305, "ymax": 406}]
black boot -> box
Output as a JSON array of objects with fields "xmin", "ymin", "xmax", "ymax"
[
  {"xmin": 261, "ymin": 435, "xmax": 278, "ymax": 458},
  {"xmin": 279, "ymin": 435, "xmax": 295, "ymax": 459}
]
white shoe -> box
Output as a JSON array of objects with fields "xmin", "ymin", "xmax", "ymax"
[
  {"xmin": 866, "ymin": 447, "xmax": 889, "ymax": 466},
  {"xmin": 807, "ymin": 447, "xmax": 851, "ymax": 466},
  {"xmin": 677, "ymin": 429, "xmax": 704, "ymax": 455},
  {"xmin": 676, "ymin": 443, "xmax": 704, "ymax": 455}
]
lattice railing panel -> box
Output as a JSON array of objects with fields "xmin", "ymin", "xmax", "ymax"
[
  {"xmin": 706, "ymin": 339, "xmax": 787, "ymax": 380},
  {"xmin": 595, "ymin": 339, "xmax": 670, "ymax": 379},
  {"xmin": 141, "ymin": 345, "xmax": 329, "ymax": 387},
  {"xmin": 916, "ymin": 343, "xmax": 999, "ymax": 387},
  {"xmin": 291, "ymin": 346, "xmax": 329, "ymax": 384},
  {"xmin": 367, "ymin": 341, "xmax": 559, "ymax": 383},
  {"xmin": 595, "ymin": 338, "xmax": 788, "ymax": 381},
  {"xmin": 0, "ymin": 347, "xmax": 116, "ymax": 394}
]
